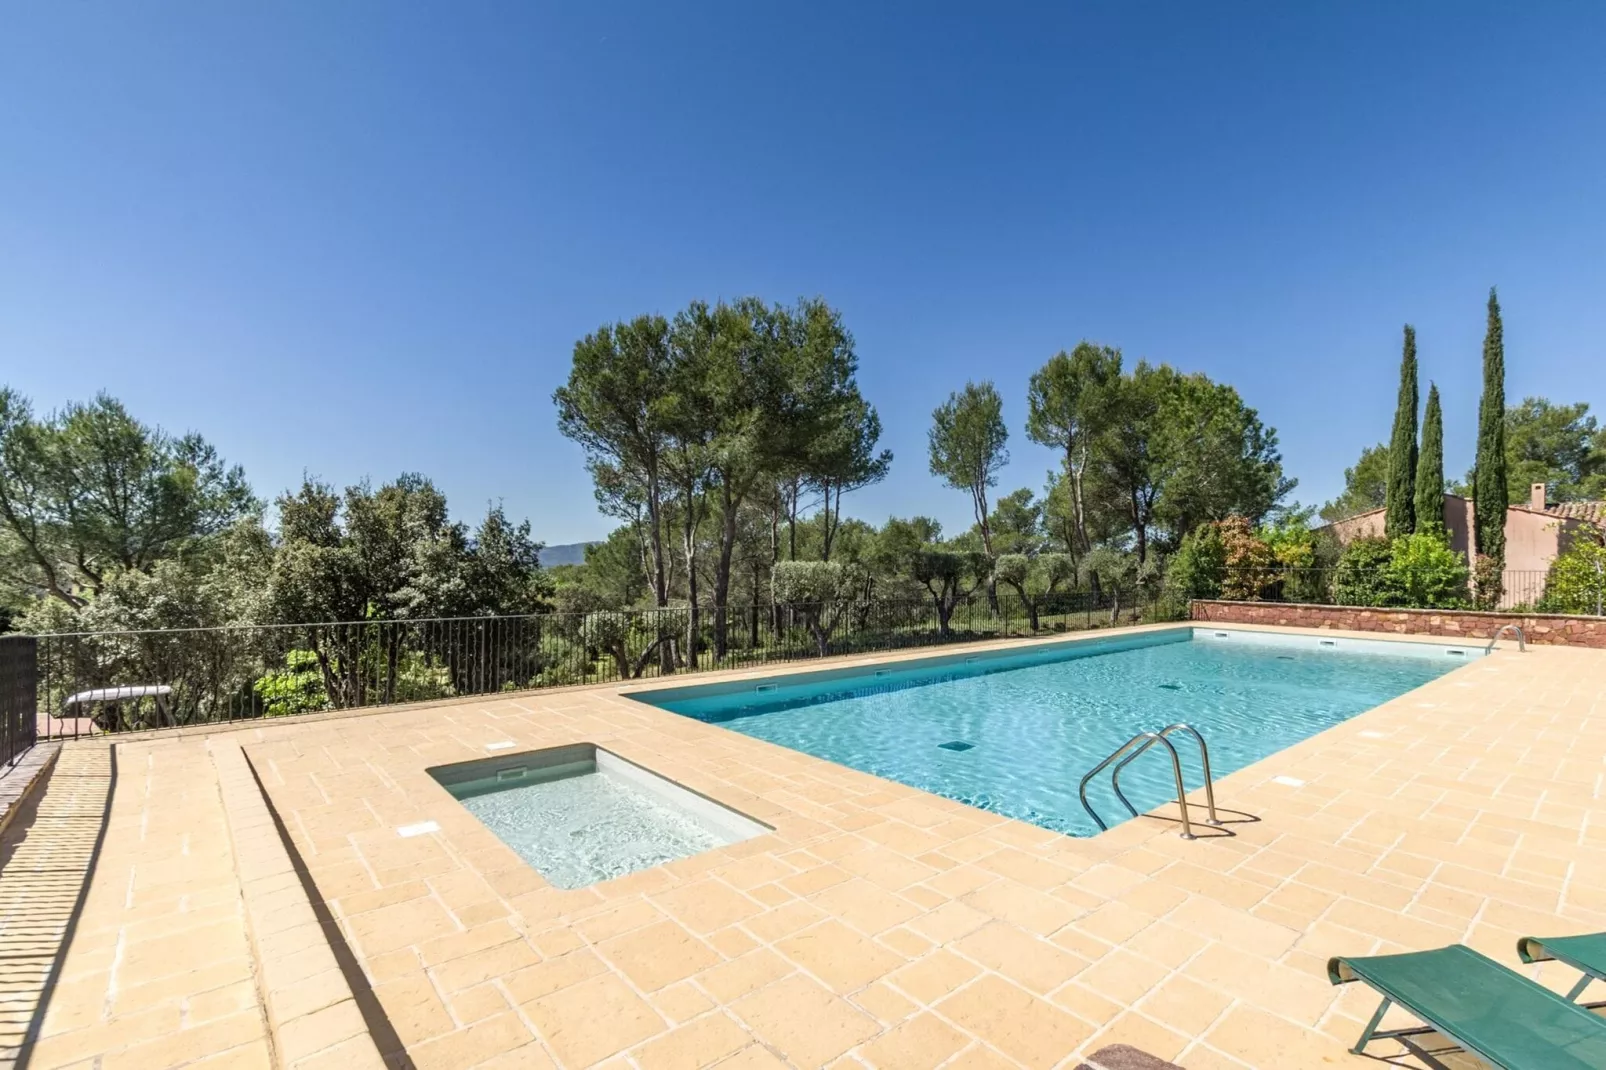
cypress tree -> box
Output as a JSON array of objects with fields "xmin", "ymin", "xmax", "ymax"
[
  {"xmin": 1384, "ymin": 325, "xmax": 1419, "ymax": 538},
  {"xmin": 1473, "ymin": 288, "xmax": 1507, "ymax": 560},
  {"xmin": 1414, "ymin": 383, "xmax": 1445, "ymax": 539}
]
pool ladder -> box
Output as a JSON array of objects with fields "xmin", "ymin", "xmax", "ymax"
[
  {"xmin": 1485, "ymin": 623, "xmax": 1526, "ymax": 653},
  {"xmin": 1077, "ymin": 723, "xmax": 1221, "ymax": 840}
]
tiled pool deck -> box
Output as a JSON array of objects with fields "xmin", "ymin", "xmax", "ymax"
[{"xmin": 12, "ymin": 623, "xmax": 1606, "ymax": 1069}]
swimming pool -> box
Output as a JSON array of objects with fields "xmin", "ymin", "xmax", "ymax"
[{"xmin": 628, "ymin": 628, "xmax": 1477, "ymax": 837}]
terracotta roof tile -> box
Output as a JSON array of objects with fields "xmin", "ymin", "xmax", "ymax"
[{"xmin": 1546, "ymin": 500, "xmax": 1606, "ymax": 526}]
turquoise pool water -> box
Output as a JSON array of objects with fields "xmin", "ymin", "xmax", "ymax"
[{"xmin": 630, "ymin": 629, "xmax": 1473, "ymax": 837}]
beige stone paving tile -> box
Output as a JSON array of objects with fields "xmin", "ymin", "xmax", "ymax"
[
  {"xmin": 697, "ymin": 948, "xmax": 795, "ymax": 1003},
  {"xmin": 97, "ymin": 1010, "xmax": 264, "ymax": 1070},
  {"xmin": 904, "ymin": 899, "xmax": 991, "ymax": 944},
  {"xmin": 1135, "ymin": 974, "xmax": 1235, "ymax": 1037},
  {"xmin": 186, "ymin": 1041, "xmax": 276, "ymax": 1069},
  {"xmin": 849, "ymin": 980, "xmax": 919, "ymax": 1025},
  {"xmin": 835, "ymin": 844, "xmax": 941, "ymax": 891},
  {"xmin": 714, "ymin": 853, "xmax": 799, "ymax": 890},
  {"xmin": 336, "ymin": 879, "xmax": 431, "ymax": 917},
  {"xmin": 937, "ymin": 974, "xmax": 1093, "ymax": 1069},
  {"xmin": 749, "ymin": 882, "xmax": 794, "ymax": 907},
  {"xmin": 414, "ymin": 918, "xmax": 523, "ymax": 969},
  {"xmin": 808, "ymin": 878, "xmax": 923, "ymax": 935},
  {"xmin": 652, "ymin": 980, "xmax": 716, "ymax": 1023},
  {"xmin": 598, "ymin": 918, "xmax": 722, "ymax": 992},
  {"xmin": 713, "ymin": 1043, "xmax": 793, "ymax": 1068},
  {"xmin": 405, "ymin": 1011, "xmax": 536, "ymax": 1070},
  {"xmin": 852, "ymin": 1012, "xmax": 969, "ymax": 1069},
  {"xmin": 921, "ymin": 864, "xmax": 997, "ymax": 900},
  {"xmin": 631, "ymin": 1012, "xmax": 753, "ymax": 1070},
  {"xmin": 1086, "ymin": 1011, "xmax": 1192, "ymax": 1063},
  {"xmin": 1200, "ymin": 1005, "xmax": 1362, "ymax": 1068},
  {"xmin": 954, "ymin": 921, "xmax": 1089, "ymax": 994},
  {"xmin": 745, "ymin": 898, "xmax": 830, "ymax": 943},
  {"xmin": 777, "ymin": 919, "xmax": 906, "ymax": 994},
  {"xmin": 500, "ymin": 946, "xmax": 609, "ymax": 1007},
  {"xmin": 1120, "ymin": 919, "xmax": 1210, "ymax": 969},
  {"xmin": 878, "ymin": 926, "xmax": 935, "ymax": 959},
  {"xmin": 901, "ymin": 884, "xmax": 949, "ymax": 910},
  {"xmin": 961, "ymin": 879, "xmax": 1083, "ymax": 936},
  {"xmin": 525, "ymin": 922, "xmax": 586, "ymax": 958},
  {"xmin": 276, "ymin": 999, "xmax": 369, "ymax": 1064},
  {"xmin": 1050, "ymin": 979, "xmax": 1124, "ymax": 1028},
  {"xmin": 445, "ymin": 981, "xmax": 510, "ymax": 1024},
  {"xmin": 707, "ymin": 924, "xmax": 760, "ymax": 958},
  {"xmin": 1048, "ymin": 924, "xmax": 1117, "ymax": 963},
  {"xmin": 973, "ymin": 846, "xmax": 1080, "ymax": 891},
  {"xmin": 1171, "ymin": 1042, "xmax": 1256, "ymax": 1070},
  {"xmin": 1182, "ymin": 942, "xmax": 1341, "ymax": 1026},
  {"xmin": 1070, "ymin": 946, "xmax": 1174, "ymax": 1009},
  {"xmin": 885, "ymin": 949, "xmax": 982, "ymax": 1005},
  {"xmin": 730, "ymin": 974, "xmax": 879, "ymax": 1069},
  {"xmin": 653, "ymin": 879, "xmax": 766, "ymax": 934},
  {"xmin": 1071, "ymin": 899, "xmax": 1157, "ymax": 946},
  {"xmin": 1069, "ymin": 863, "xmax": 1149, "ymax": 899},
  {"xmin": 344, "ymin": 895, "xmax": 460, "ymax": 957}
]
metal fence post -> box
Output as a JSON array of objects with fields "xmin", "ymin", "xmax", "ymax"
[{"xmin": 1, "ymin": 635, "xmax": 39, "ymax": 766}]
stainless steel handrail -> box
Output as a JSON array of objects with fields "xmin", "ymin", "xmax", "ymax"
[
  {"xmin": 1077, "ymin": 727, "xmax": 1205, "ymax": 840},
  {"xmin": 1485, "ymin": 623, "xmax": 1526, "ymax": 653},
  {"xmin": 1111, "ymin": 723, "xmax": 1221, "ymax": 828}
]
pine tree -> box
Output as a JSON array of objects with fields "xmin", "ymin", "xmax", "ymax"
[
  {"xmin": 1414, "ymin": 382, "xmax": 1445, "ymax": 539},
  {"xmin": 1385, "ymin": 325, "xmax": 1419, "ymax": 538},
  {"xmin": 1473, "ymin": 289, "xmax": 1507, "ymax": 560}
]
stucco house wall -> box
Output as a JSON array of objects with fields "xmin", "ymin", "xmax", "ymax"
[{"xmin": 1324, "ymin": 484, "xmax": 1601, "ymax": 605}]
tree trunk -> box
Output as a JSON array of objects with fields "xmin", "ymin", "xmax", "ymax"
[
  {"xmin": 1130, "ymin": 487, "xmax": 1148, "ymax": 563},
  {"xmin": 713, "ymin": 483, "xmax": 737, "ymax": 660},
  {"xmin": 821, "ymin": 482, "xmax": 839, "ymax": 562},
  {"xmin": 1069, "ymin": 441, "xmax": 1092, "ymax": 555},
  {"xmin": 646, "ymin": 470, "xmax": 674, "ymax": 674},
  {"xmin": 681, "ymin": 484, "xmax": 700, "ymax": 673},
  {"xmin": 973, "ymin": 484, "xmax": 999, "ymax": 613},
  {"xmin": 749, "ymin": 560, "xmax": 761, "ymax": 647},
  {"xmin": 769, "ymin": 493, "xmax": 784, "ymax": 633}
]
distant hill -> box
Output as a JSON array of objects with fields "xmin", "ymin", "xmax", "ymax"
[{"xmin": 541, "ymin": 541, "xmax": 598, "ymax": 567}]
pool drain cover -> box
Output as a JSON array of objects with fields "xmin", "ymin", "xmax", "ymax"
[{"xmin": 938, "ymin": 740, "xmax": 974, "ymax": 752}]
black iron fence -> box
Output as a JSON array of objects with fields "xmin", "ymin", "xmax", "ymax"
[
  {"xmin": 25, "ymin": 586, "xmax": 1184, "ymax": 739},
  {"xmin": 1, "ymin": 635, "xmax": 38, "ymax": 766},
  {"xmin": 1206, "ymin": 567, "xmax": 1576, "ymax": 613}
]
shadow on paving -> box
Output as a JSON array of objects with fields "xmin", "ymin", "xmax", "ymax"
[{"xmin": 0, "ymin": 748, "xmax": 115, "ymax": 1070}]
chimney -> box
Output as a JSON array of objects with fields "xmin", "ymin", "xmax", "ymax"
[{"xmin": 1531, "ymin": 482, "xmax": 1548, "ymax": 511}]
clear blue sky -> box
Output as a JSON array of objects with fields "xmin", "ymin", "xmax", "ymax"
[{"xmin": 4, "ymin": 3, "xmax": 1603, "ymax": 545}]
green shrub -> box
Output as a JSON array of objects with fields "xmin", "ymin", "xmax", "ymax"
[
  {"xmin": 1332, "ymin": 537, "xmax": 1401, "ymax": 607},
  {"xmin": 254, "ymin": 649, "xmax": 331, "ymax": 716},
  {"xmin": 1540, "ymin": 538, "xmax": 1606, "ymax": 616},
  {"xmin": 1332, "ymin": 533, "xmax": 1469, "ymax": 608},
  {"xmin": 1165, "ymin": 524, "xmax": 1226, "ymax": 601},
  {"xmin": 1384, "ymin": 532, "xmax": 1469, "ymax": 609}
]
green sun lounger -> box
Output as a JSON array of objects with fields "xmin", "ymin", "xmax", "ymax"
[
  {"xmin": 1518, "ymin": 932, "xmax": 1606, "ymax": 1003},
  {"xmin": 1328, "ymin": 944, "xmax": 1606, "ymax": 1068}
]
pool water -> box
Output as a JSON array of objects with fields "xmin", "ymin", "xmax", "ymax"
[
  {"xmin": 632, "ymin": 629, "xmax": 1472, "ymax": 837},
  {"xmin": 430, "ymin": 746, "xmax": 768, "ymax": 889}
]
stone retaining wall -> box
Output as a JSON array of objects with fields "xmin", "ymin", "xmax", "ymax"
[{"xmin": 1190, "ymin": 599, "xmax": 1606, "ymax": 648}]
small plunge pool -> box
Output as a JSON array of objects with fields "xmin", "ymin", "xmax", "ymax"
[{"xmin": 429, "ymin": 744, "xmax": 770, "ymax": 889}]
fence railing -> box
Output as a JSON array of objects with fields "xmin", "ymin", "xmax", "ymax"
[
  {"xmin": 1, "ymin": 635, "xmax": 38, "ymax": 766},
  {"xmin": 22, "ymin": 587, "xmax": 1183, "ymax": 740},
  {"xmin": 1205, "ymin": 567, "xmax": 1581, "ymax": 614}
]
